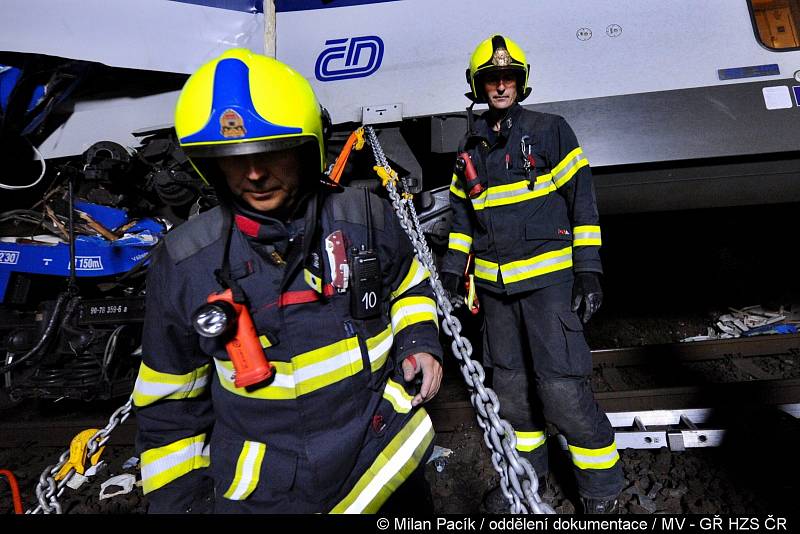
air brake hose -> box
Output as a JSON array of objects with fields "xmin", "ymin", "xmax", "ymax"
[
  {"xmin": 0, "ymin": 292, "xmax": 69, "ymax": 374},
  {"xmin": 0, "ymin": 470, "xmax": 23, "ymax": 514}
]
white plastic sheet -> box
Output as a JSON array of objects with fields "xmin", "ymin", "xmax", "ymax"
[{"xmin": 0, "ymin": 0, "xmax": 265, "ymax": 74}]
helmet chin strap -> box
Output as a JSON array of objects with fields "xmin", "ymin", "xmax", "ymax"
[{"xmin": 466, "ymin": 102, "xmax": 477, "ymax": 137}]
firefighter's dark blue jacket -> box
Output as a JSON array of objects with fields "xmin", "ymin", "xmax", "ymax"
[
  {"xmin": 442, "ymin": 103, "xmax": 602, "ymax": 294},
  {"xmin": 133, "ymin": 186, "xmax": 441, "ymax": 513}
]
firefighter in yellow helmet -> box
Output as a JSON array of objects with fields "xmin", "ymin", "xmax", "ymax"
[
  {"xmin": 442, "ymin": 35, "xmax": 625, "ymax": 513},
  {"xmin": 133, "ymin": 49, "xmax": 442, "ymax": 513}
]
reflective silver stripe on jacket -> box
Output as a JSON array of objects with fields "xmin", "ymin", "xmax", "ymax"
[
  {"xmin": 552, "ymin": 147, "xmax": 589, "ymax": 188},
  {"xmin": 573, "ymin": 225, "xmax": 601, "ymax": 247},
  {"xmin": 447, "ymin": 232, "xmax": 472, "ymax": 255},
  {"xmin": 500, "ymin": 247, "xmax": 573, "ymax": 284},
  {"xmin": 470, "ymin": 178, "xmax": 555, "ymax": 211}
]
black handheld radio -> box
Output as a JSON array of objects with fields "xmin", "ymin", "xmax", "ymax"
[{"xmin": 350, "ymin": 189, "xmax": 382, "ymax": 319}]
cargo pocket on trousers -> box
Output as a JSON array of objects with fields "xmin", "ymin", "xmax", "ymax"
[
  {"xmin": 556, "ymin": 310, "xmax": 593, "ymax": 377},
  {"xmin": 220, "ymin": 440, "xmax": 297, "ymax": 500}
]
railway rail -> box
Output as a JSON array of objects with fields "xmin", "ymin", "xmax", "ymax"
[
  {"xmin": 1, "ymin": 334, "xmax": 799, "ymax": 450},
  {"xmin": 432, "ymin": 333, "xmax": 800, "ymax": 450}
]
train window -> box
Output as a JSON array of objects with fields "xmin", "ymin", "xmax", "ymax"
[{"xmin": 749, "ymin": 0, "xmax": 800, "ymax": 49}]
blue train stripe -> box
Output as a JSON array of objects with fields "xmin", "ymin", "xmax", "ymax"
[
  {"xmin": 276, "ymin": 0, "xmax": 401, "ymax": 13},
  {"xmin": 168, "ymin": 0, "xmax": 264, "ymax": 14},
  {"xmin": 168, "ymin": 0, "xmax": 400, "ymax": 13}
]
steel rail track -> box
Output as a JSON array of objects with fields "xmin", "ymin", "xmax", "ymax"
[
  {"xmin": 427, "ymin": 378, "xmax": 800, "ymax": 433},
  {"xmin": 591, "ymin": 333, "xmax": 800, "ymax": 367},
  {"xmin": 430, "ymin": 334, "xmax": 800, "ymax": 433},
  {"xmin": 2, "ymin": 335, "xmax": 798, "ymax": 447}
]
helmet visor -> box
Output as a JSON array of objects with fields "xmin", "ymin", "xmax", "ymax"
[{"xmin": 182, "ymin": 136, "xmax": 315, "ymax": 159}]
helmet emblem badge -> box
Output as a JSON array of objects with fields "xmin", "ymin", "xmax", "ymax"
[
  {"xmin": 220, "ymin": 109, "xmax": 247, "ymax": 138},
  {"xmin": 491, "ymin": 47, "xmax": 512, "ymax": 67}
]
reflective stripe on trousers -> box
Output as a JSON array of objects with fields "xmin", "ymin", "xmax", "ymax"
[{"xmin": 330, "ymin": 408, "xmax": 435, "ymax": 513}]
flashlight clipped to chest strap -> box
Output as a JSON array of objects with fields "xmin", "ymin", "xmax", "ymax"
[
  {"xmin": 194, "ymin": 288, "xmax": 274, "ymax": 388},
  {"xmin": 193, "ymin": 210, "xmax": 274, "ymax": 389},
  {"xmin": 455, "ymin": 151, "xmax": 485, "ymax": 199}
]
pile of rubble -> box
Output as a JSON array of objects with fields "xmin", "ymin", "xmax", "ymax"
[{"xmin": 681, "ymin": 305, "xmax": 800, "ymax": 342}]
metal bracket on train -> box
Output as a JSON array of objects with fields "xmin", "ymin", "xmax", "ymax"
[{"xmin": 591, "ymin": 405, "xmax": 800, "ymax": 451}]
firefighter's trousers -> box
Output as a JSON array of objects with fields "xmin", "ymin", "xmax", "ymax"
[{"xmin": 479, "ymin": 280, "xmax": 624, "ymax": 500}]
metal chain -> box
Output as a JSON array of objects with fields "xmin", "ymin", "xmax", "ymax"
[
  {"xmin": 365, "ymin": 126, "xmax": 554, "ymax": 515},
  {"xmin": 27, "ymin": 397, "xmax": 134, "ymax": 514}
]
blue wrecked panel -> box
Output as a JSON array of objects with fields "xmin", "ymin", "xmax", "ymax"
[
  {"xmin": 742, "ymin": 323, "xmax": 798, "ymax": 336},
  {"xmin": 0, "ymin": 218, "xmax": 166, "ymax": 301},
  {"xmin": 0, "ymin": 66, "xmax": 45, "ymax": 114},
  {"xmin": 74, "ymin": 201, "xmax": 130, "ymax": 231}
]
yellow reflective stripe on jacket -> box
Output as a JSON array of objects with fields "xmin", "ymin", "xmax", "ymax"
[
  {"xmin": 214, "ymin": 337, "xmax": 363, "ymax": 400},
  {"xmin": 500, "ymin": 246, "xmax": 573, "ymax": 284},
  {"xmin": 515, "ymin": 430, "xmax": 547, "ymax": 453},
  {"xmin": 330, "ymin": 408, "xmax": 434, "ymax": 513},
  {"xmin": 390, "ymin": 257, "xmax": 431, "ymax": 300},
  {"xmin": 474, "ymin": 257, "xmax": 499, "ymax": 282},
  {"xmin": 568, "ymin": 440, "xmax": 620, "ymax": 470},
  {"xmin": 141, "ymin": 434, "xmax": 210, "ymax": 494},
  {"xmin": 293, "ymin": 337, "xmax": 363, "ymax": 395},
  {"xmin": 476, "ymin": 248, "xmax": 572, "ymax": 285},
  {"xmin": 449, "ymin": 173, "xmax": 467, "ymax": 199},
  {"xmin": 390, "ymin": 296, "xmax": 438, "ymax": 334},
  {"xmin": 223, "ymin": 441, "xmax": 266, "ymax": 500},
  {"xmin": 447, "ymin": 232, "xmax": 472, "ymax": 255},
  {"xmin": 132, "ymin": 362, "xmax": 210, "ymax": 408},
  {"xmin": 382, "ymin": 378, "xmax": 414, "ymax": 414},
  {"xmin": 215, "ymin": 359, "xmax": 295, "ymax": 399},
  {"xmin": 366, "ymin": 323, "xmax": 393, "ymax": 373},
  {"xmin": 470, "ymin": 177, "xmax": 556, "ymax": 211},
  {"xmin": 552, "ymin": 147, "xmax": 589, "ymax": 189},
  {"xmin": 573, "ymin": 225, "xmax": 602, "ymax": 247}
]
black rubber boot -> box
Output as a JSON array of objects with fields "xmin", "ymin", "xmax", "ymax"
[
  {"xmin": 482, "ymin": 484, "xmax": 510, "ymax": 514},
  {"xmin": 482, "ymin": 477, "xmax": 550, "ymax": 514},
  {"xmin": 580, "ymin": 496, "xmax": 619, "ymax": 514}
]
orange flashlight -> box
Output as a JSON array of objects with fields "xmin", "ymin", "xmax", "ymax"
[
  {"xmin": 456, "ymin": 152, "xmax": 485, "ymax": 199},
  {"xmin": 193, "ymin": 289, "xmax": 273, "ymax": 388}
]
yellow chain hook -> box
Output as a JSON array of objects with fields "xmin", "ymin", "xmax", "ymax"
[
  {"xmin": 353, "ymin": 127, "xmax": 366, "ymax": 150},
  {"xmin": 54, "ymin": 429, "xmax": 105, "ymax": 480},
  {"xmin": 373, "ymin": 165, "xmax": 398, "ymax": 187}
]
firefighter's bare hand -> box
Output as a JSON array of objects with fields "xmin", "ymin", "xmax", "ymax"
[{"xmin": 402, "ymin": 353, "xmax": 442, "ymax": 407}]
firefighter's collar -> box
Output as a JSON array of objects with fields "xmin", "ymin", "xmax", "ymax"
[
  {"xmin": 480, "ymin": 103, "xmax": 523, "ymax": 140},
  {"xmin": 496, "ymin": 103, "xmax": 523, "ymax": 135},
  {"xmin": 232, "ymin": 195, "xmax": 309, "ymax": 245}
]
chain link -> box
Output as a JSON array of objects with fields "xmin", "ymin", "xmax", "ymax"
[
  {"xmin": 364, "ymin": 126, "xmax": 554, "ymax": 515},
  {"xmin": 27, "ymin": 397, "xmax": 134, "ymax": 514}
]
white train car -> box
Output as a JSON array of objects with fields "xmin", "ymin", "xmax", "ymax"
[
  {"xmin": 2, "ymin": 0, "xmax": 799, "ymax": 212},
  {"xmin": 277, "ymin": 0, "xmax": 800, "ymax": 212}
]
